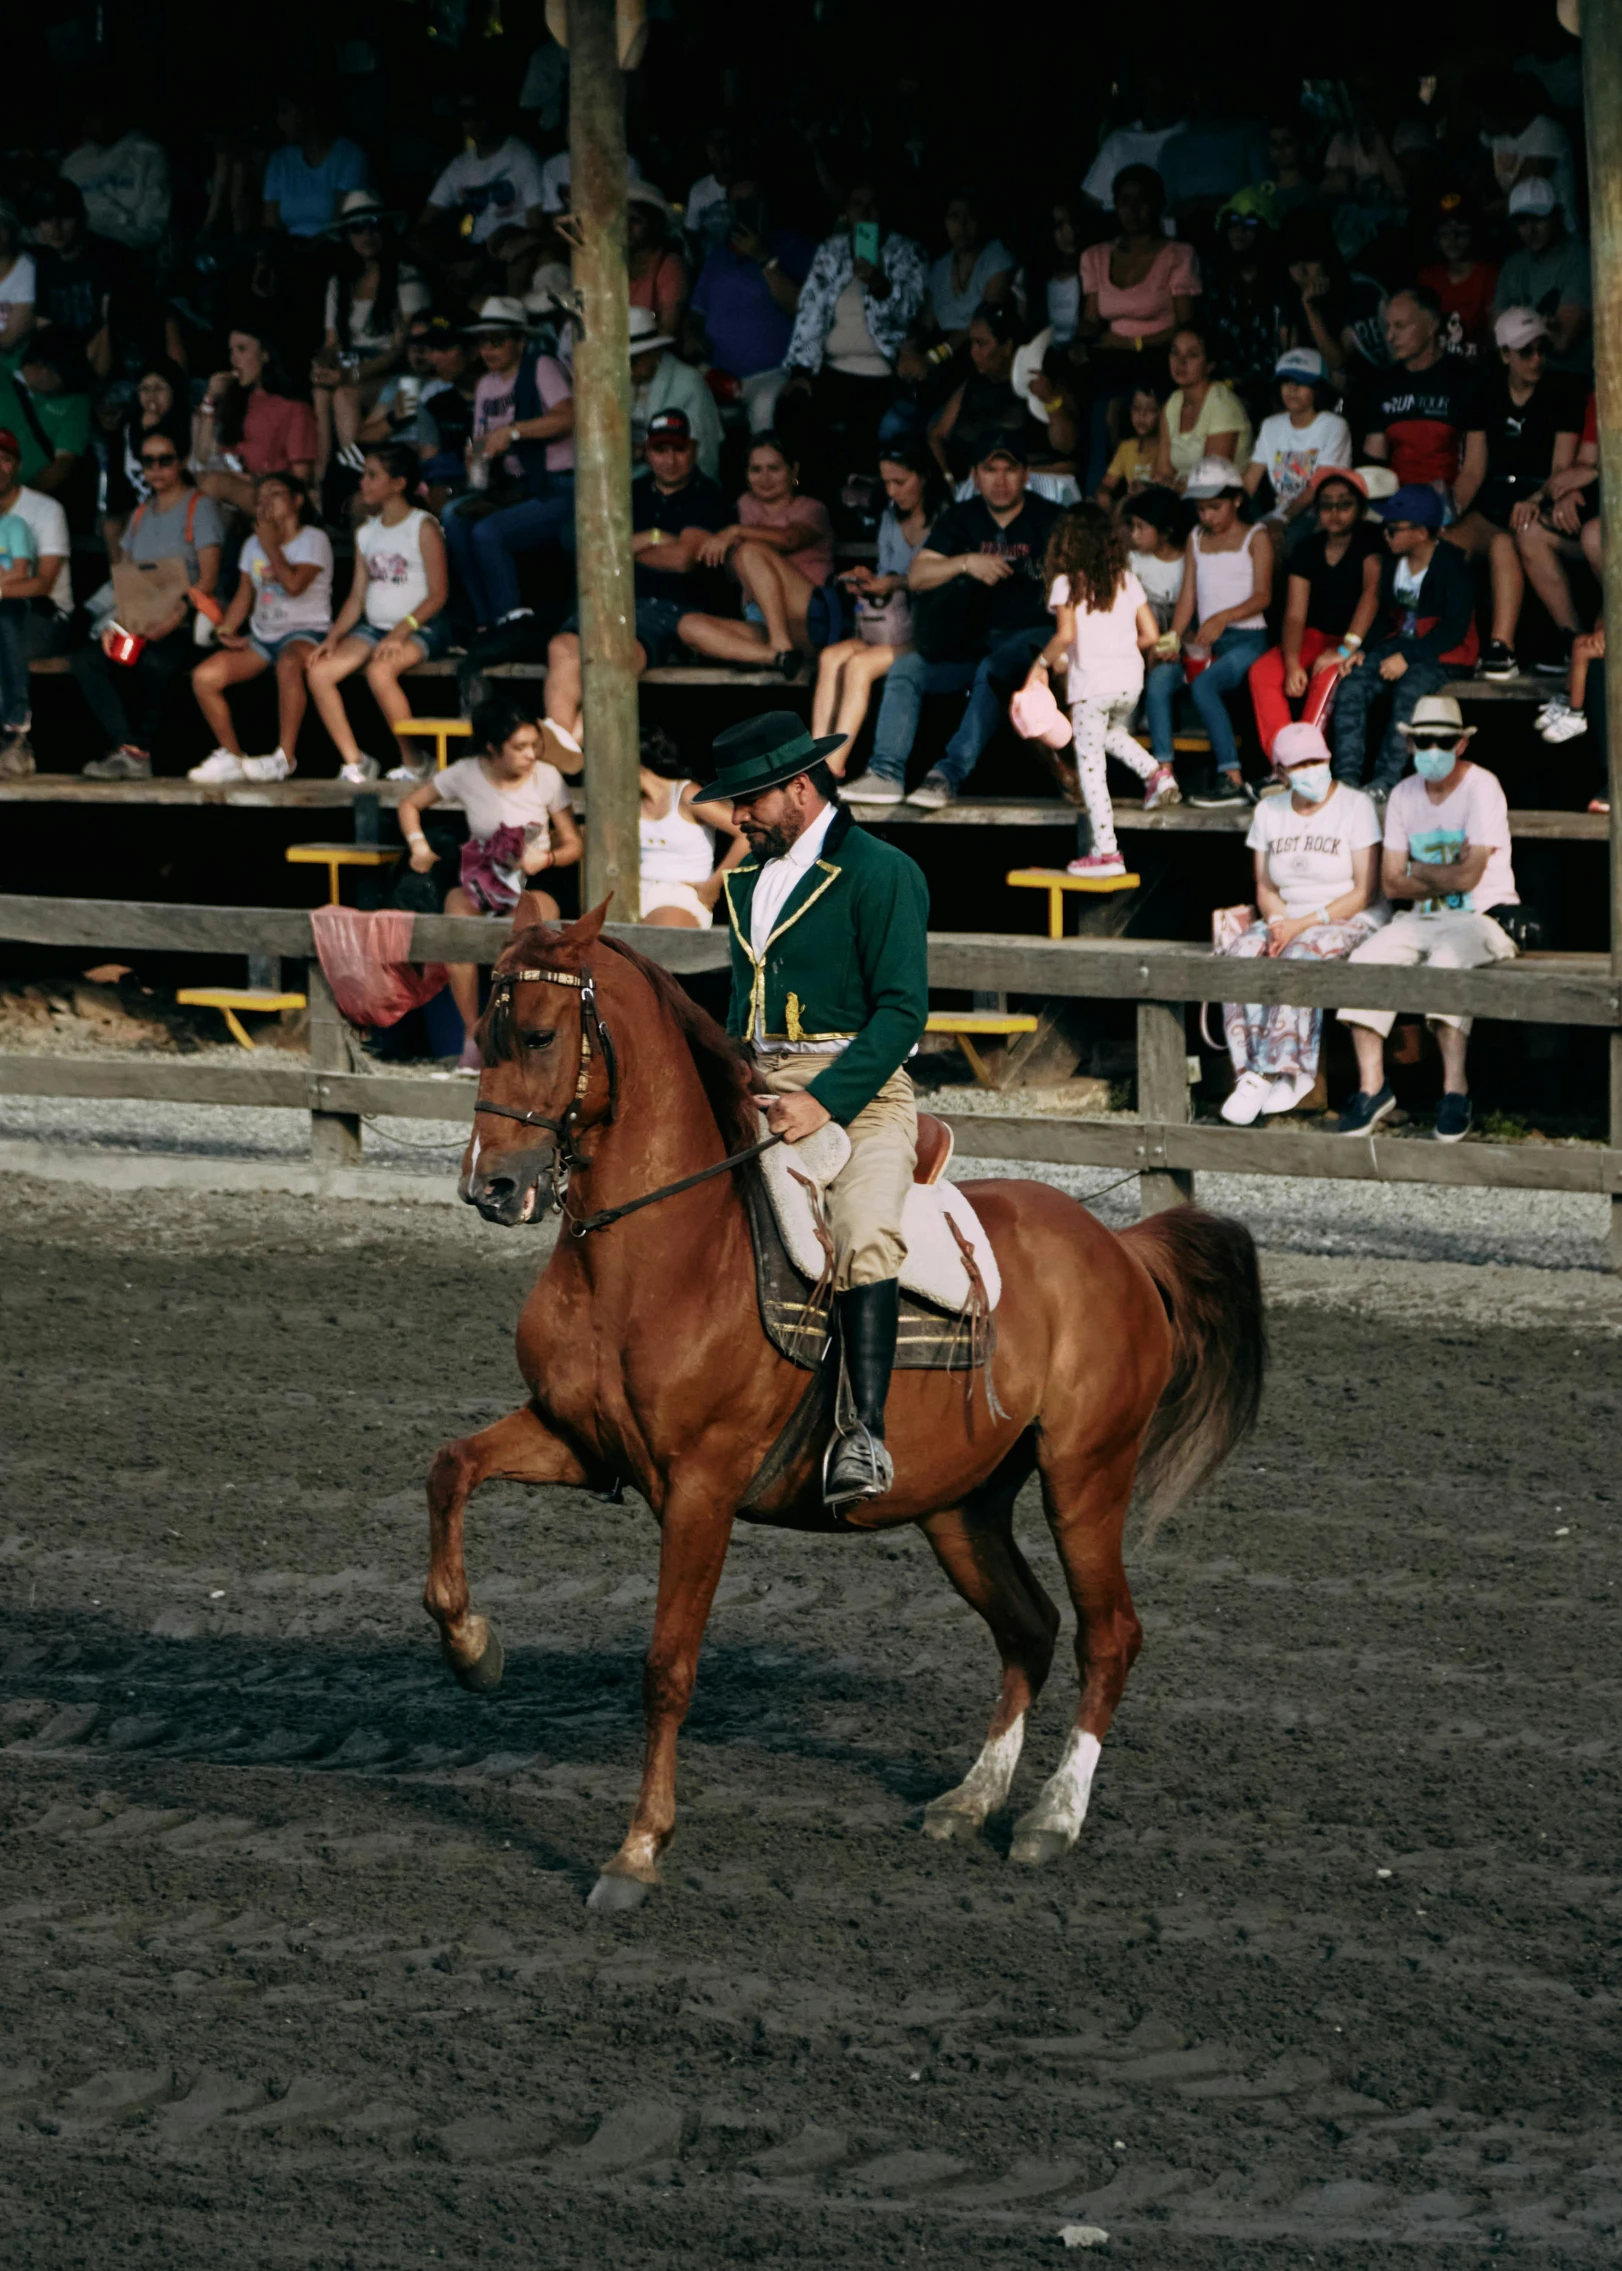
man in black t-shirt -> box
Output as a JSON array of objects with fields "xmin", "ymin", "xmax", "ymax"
[
  {"xmin": 1446, "ymin": 306, "xmax": 1583, "ymax": 677},
  {"xmin": 32, "ymin": 178, "xmax": 143, "ymax": 383},
  {"xmin": 543, "ymin": 409, "xmax": 731, "ymax": 739},
  {"xmin": 847, "ymin": 439, "xmax": 1061, "ymax": 809}
]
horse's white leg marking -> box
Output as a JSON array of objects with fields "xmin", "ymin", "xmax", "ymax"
[
  {"xmin": 1009, "ymin": 1730, "xmax": 1102, "ymax": 1863},
  {"xmin": 468, "ymin": 1133, "xmax": 481, "ymax": 1178},
  {"xmin": 923, "ymin": 1714, "xmax": 1026, "ymax": 1838}
]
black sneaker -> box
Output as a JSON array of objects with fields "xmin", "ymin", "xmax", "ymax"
[
  {"xmin": 1188, "ymin": 772, "xmax": 1250, "ymax": 809},
  {"xmin": 1333, "ymin": 1084, "xmax": 1396, "ymax": 1136},
  {"xmin": 1433, "ymin": 1091, "xmax": 1472, "ymax": 1143},
  {"xmin": 1534, "ymin": 633, "xmax": 1575, "ymax": 677},
  {"xmin": 1478, "ymin": 639, "xmax": 1517, "ymax": 681}
]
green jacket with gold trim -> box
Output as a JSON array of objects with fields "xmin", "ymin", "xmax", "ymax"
[{"xmin": 721, "ymin": 805, "xmax": 930, "ymax": 1124}]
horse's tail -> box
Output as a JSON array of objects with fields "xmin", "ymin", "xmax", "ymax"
[{"xmin": 1119, "ymin": 1203, "xmax": 1267, "ymax": 1539}]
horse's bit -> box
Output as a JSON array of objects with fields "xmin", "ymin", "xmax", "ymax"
[{"xmin": 472, "ymin": 962, "xmax": 780, "ymax": 1236}]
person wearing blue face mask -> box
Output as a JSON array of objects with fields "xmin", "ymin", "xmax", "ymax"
[
  {"xmin": 1331, "ymin": 484, "xmax": 1479, "ymax": 804},
  {"xmin": 1335, "ymin": 695, "xmax": 1520, "ymax": 1143},
  {"xmin": 1218, "ymin": 720, "xmax": 1386, "ymax": 1125}
]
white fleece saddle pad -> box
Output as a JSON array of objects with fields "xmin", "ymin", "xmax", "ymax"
[{"xmin": 757, "ymin": 1114, "xmax": 1002, "ymax": 1315}]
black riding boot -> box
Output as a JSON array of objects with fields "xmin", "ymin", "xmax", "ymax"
[{"xmin": 825, "ymin": 1278, "xmax": 900, "ymax": 1507}]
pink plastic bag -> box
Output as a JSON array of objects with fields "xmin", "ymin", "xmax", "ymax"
[{"xmin": 309, "ymin": 905, "xmax": 448, "ymax": 1030}]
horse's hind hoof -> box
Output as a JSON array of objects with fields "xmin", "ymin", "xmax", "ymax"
[
  {"xmin": 1009, "ymin": 1826, "xmax": 1072, "ymax": 1868},
  {"xmin": 586, "ymin": 1869, "xmax": 653, "ymax": 1914},
  {"xmin": 446, "ymin": 1628, "xmax": 505, "ymax": 1694}
]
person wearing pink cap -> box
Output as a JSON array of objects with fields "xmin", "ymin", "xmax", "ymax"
[{"xmin": 1217, "ymin": 720, "xmax": 1385, "ymax": 1124}]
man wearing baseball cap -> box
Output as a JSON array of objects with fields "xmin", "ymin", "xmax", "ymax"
[
  {"xmin": 1334, "ymin": 694, "xmax": 1517, "ymax": 1144},
  {"xmin": 542, "ymin": 408, "xmax": 731, "ymax": 750},
  {"xmin": 1494, "ymin": 177, "xmax": 1591, "ymax": 377},
  {"xmin": 1331, "ymin": 484, "xmax": 1477, "ymax": 801},
  {"xmin": 847, "ymin": 436, "xmax": 1060, "ymax": 811},
  {"xmin": 1444, "ymin": 306, "xmax": 1583, "ymax": 678}
]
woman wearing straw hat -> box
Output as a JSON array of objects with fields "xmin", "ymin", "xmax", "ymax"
[
  {"xmin": 311, "ymin": 191, "xmax": 429, "ymax": 480},
  {"xmin": 441, "ymin": 296, "xmax": 574, "ymax": 637}
]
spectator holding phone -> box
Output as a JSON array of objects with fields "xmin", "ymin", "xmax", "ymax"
[
  {"xmin": 811, "ymin": 442, "xmax": 946, "ymax": 775},
  {"xmin": 778, "ymin": 173, "xmax": 927, "ymax": 494},
  {"xmin": 187, "ymin": 472, "xmax": 331, "ymax": 784}
]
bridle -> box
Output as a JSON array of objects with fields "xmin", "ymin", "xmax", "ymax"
[{"xmin": 472, "ymin": 960, "xmax": 781, "ymax": 1236}]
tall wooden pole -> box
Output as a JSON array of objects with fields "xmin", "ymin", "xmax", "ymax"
[
  {"xmin": 568, "ymin": 0, "xmax": 640, "ymax": 916},
  {"xmin": 1583, "ymin": 0, "xmax": 1622, "ymax": 1266}
]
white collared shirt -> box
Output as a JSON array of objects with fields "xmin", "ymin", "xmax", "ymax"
[
  {"xmin": 749, "ymin": 799, "xmax": 837, "ymax": 960},
  {"xmin": 748, "ymin": 799, "xmax": 838, "ymax": 1049}
]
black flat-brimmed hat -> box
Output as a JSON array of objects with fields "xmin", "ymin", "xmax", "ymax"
[{"xmin": 693, "ymin": 710, "xmax": 845, "ymax": 805}]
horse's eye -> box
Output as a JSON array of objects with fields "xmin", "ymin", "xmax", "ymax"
[{"xmin": 524, "ymin": 1029, "xmax": 555, "ymax": 1052}]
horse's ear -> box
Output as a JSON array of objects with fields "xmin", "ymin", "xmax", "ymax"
[
  {"xmin": 511, "ymin": 890, "xmax": 555, "ymax": 935},
  {"xmin": 567, "ymin": 896, "xmax": 613, "ymax": 947}
]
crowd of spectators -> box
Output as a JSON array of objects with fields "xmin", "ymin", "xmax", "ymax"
[{"xmin": 0, "ymin": 38, "xmax": 1603, "ymax": 1132}]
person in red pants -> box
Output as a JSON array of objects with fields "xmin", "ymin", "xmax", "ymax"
[{"xmin": 1248, "ymin": 468, "xmax": 1381, "ymax": 763}]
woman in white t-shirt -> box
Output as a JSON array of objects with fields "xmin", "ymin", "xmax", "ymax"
[
  {"xmin": 1022, "ymin": 503, "xmax": 1181, "ymax": 880},
  {"xmin": 1243, "ymin": 348, "xmax": 1353, "ymax": 553},
  {"xmin": 397, "ymin": 695, "xmax": 585, "ymax": 1071},
  {"xmin": 1219, "ymin": 719, "xmax": 1386, "ymax": 1123},
  {"xmin": 188, "ymin": 473, "xmax": 333, "ymax": 783},
  {"xmin": 308, "ymin": 443, "xmax": 451, "ymax": 783}
]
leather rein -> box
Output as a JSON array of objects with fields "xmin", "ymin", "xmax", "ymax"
[{"xmin": 472, "ymin": 962, "xmax": 782, "ymax": 1237}]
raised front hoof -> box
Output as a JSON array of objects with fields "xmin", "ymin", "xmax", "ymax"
[
  {"xmin": 444, "ymin": 1626, "xmax": 505, "ymax": 1694},
  {"xmin": 922, "ymin": 1798, "xmax": 986, "ymax": 1844},
  {"xmin": 1008, "ymin": 1823, "xmax": 1074, "ymax": 1869},
  {"xmin": 586, "ymin": 1867, "xmax": 656, "ymax": 1915}
]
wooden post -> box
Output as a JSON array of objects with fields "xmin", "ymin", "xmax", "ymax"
[
  {"xmin": 1136, "ymin": 999, "xmax": 1194, "ymax": 1214},
  {"xmin": 307, "ymin": 962, "xmax": 362, "ymax": 1169},
  {"xmin": 1586, "ymin": 0, "xmax": 1622, "ymax": 1267},
  {"xmin": 568, "ymin": 0, "xmax": 640, "ymax": 918}
]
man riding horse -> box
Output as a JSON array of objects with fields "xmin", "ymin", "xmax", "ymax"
[{"xmin": 696, "ymin": 710, "xmax": 930, "ymax": 1510}]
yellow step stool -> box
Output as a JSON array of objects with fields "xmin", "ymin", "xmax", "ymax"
[
  {"xmin": 285, "ymin": 843, "xmax": 401, "ymax": 905},
  {"xmin": 925, "ymin": 1010, "xmax": 1039, "ymax": 1089},
  {"xmin": 176, "ymin": 986, "xmax": 307, "ymax": 1049},
  {"xmin": 393, "ymin": 716, "xmax": 473, "ymax": 771},
  {"xmin": 1006, "ymin": 867, "xmax": 1140, "ymax": 940}
]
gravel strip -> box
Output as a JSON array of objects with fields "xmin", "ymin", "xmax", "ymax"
[{"xmin": 0, "ymin": 1091, "xmax": 1609, "ymax": 1274}]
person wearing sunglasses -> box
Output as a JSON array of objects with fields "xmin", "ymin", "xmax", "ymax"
[
  {"xmin": 73, "ymin": 438, "xmax": 223, "ymax": 779},
  {"xmin": 1443, "ymin": 308, "xmax": 1583, "ymax": 681}
]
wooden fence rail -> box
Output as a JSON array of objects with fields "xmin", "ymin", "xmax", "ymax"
[{"xmin": 1, "ymin": 895, "xmax": 1618, "ymax": 1259}]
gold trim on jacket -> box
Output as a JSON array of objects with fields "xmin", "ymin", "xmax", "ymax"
[{"xmin": 722, "ymin": 859, "xmax": 844, "ymax": 1041}]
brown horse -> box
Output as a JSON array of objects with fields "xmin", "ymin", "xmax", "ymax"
[{"xmin": 425, "ymin": 900, "xmax": 1265, "ymax": 1911}]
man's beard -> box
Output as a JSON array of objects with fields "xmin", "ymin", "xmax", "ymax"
[{"xmin": 741, "ymin": 820, "xmax": 793, "ymax": 863}]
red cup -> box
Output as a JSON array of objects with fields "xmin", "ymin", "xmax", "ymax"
[
  {"xmin": 1182, "ymin": 641, "xmax": 1212, "ymax": 684},
  {"xmin": 106, "ymin": 622, "xmax": 146, "ymax": 666}
]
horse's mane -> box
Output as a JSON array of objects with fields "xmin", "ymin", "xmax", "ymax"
[
  {"xmin": 482, "ymin": 922, "xmax": 756, "ymax": 1155},
  {"xmin": 600, "ymin": 934, "xmax": 758, "ymax": 1154}
]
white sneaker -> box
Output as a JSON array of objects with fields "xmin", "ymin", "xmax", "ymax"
[
  {"xmin": 339, "ymin": 758, "xmax": 379, "ymax": 784},
  {"xmin": 239, "ymin": 749, "xmax": 294, "ymax": 782},
  {"xmin": 1262, "ymin": 1071, "xmax": 1316, "ymax": 1114},
  {"xmin": 844, "ymin": 774, "xmax": 906, "ymax": 805},
  {"xmin": 385, "ymin": 761, "xmax": 432, "ymax": 783},
  {"xmin": 188, "ymin": 747, "xmax": 245, "ymax": 783},
  {"xmin": 1220, "ymin": 1070, "xmax": 1272, "ymax": 1126},
  {"xmin": 1142, "ymin": 763, "xmax": 1181, "ymax": 811},
  {"xmin": 1539, "ymin": 705, "xmax": 1589, "ymax": 744}
]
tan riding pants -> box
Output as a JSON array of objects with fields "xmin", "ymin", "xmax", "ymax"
[{"xmin": 752, "ymin": 1052, "xmax": 917, "ymax": 1289}]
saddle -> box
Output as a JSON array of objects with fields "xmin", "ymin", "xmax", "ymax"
[{"xmin": 745, "ymin": 1111, "xmax": 1000, "ymax": 1374}]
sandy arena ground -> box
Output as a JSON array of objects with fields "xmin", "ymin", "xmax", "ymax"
[{"xmin": 1, "ymin": 1175, "xmax": 1619, "ymax": 2269}]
